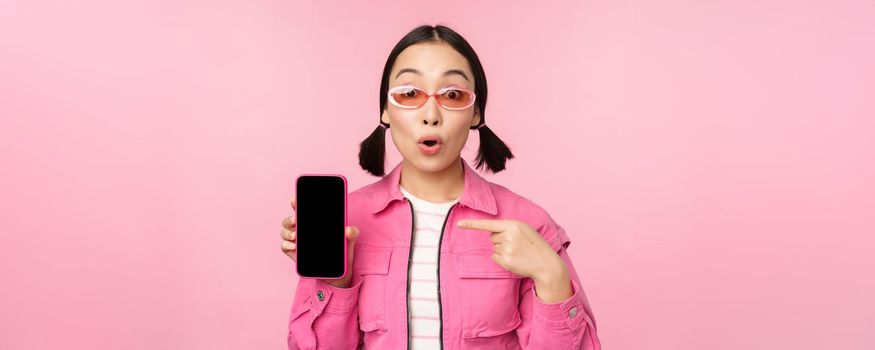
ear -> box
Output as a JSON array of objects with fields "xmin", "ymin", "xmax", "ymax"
[
  {"xmin": 380, "ymin": 109, "xmax": 389, "ymax": 126},
  {"xmin": 471, "ymin": 106, "xmax": 481, "ymax": 127}
]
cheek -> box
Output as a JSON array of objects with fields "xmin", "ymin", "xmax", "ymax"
[
  {"xmin": 387, "ymin": 109, "xmax": 426, "ymax": 131},
  {"xmin": 441, "ymin": 130, "xmax": 470, "ymax": 156},
  {"xmin": 449, "ymin": 115, "xmax": 474, "ymax": 135},
  {"xmin": 452, "ymin": 131, "xmax": 470, "ymax": 148},
  {"xmin": 388, "ymin": 129, "xmax": 411, "ymax": 151},
  {"xmin": 385, "ymin": 110, "xmax": 414, "ymax": 134},
  {"xmin": 385, "ymin": 119, "xmax": 416, "ymax": 154}
]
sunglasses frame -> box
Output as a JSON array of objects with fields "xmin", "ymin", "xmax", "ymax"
[{"xmin": 387, "ymin": 85, "xmax": 477, "ymax": 111}]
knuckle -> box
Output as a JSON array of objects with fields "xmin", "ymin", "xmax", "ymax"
[
  {"xmin": 281, "ymin": 241, "xmax": 295, "ymax": 252},
  {"xmin": 513, "ymin": 222, "xmax": 525, "ymax": 232}
]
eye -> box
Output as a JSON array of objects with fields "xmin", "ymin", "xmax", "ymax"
[
  {"xmin": 443, "ymin": 89, "xmax": 462, "ymax": 100},
  {"xmin": 394, "ymin": 87, "xmax": 419, "ymax": 97}
]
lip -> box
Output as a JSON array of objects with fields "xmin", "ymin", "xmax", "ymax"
[
  {"xmin": 417, "ymin": 134, "xmax": 443, "ymax": 156},
  {"xmin": 416, "ymin": 134, "xmax": 444, "ymax": 144},
  {"xmin": 418, "ymin": 142, "xmax": 441, "ymax": 155}
]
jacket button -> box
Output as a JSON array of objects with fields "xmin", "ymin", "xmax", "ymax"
[
  {"xmin": 569, "ymin": 307, "xmax": 578, "ymax": 318},
  {"xmin": 316, "ymin": 291, "xmax": 324, "ymax": 301}
]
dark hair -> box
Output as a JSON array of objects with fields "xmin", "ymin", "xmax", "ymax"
[{"xmin": 358, "ymin": 24, "xmax": 514, "ymax": 177}]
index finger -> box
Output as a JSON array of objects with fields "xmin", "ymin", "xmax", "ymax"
[
  {"xmin": 456, "ymin": 219, "xmax": 510, "ymax": 233},
  {"xmin": 282, "ymin": 216, "xmax": 295, "ymax": 229}
]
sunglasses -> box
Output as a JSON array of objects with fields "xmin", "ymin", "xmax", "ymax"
[{"xmin": 387, "ymin": 85, "xmax": 477, "ymax": 111}]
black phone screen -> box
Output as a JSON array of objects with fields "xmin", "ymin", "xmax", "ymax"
[{"xmin": 295, "ymin": 175, "xmax": 346, "ymax": 279}]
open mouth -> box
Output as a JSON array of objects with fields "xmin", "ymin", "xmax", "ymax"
[{"xmin": 417, "ymin": 136, "xmax": 442, "ymax": 155}]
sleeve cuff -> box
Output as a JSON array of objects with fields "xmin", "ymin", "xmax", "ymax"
[
  {"xmin": 531, "ymin": 279, "xmax": 588, "ymax": 329},
  {"xmin": 307, "ymin": 272, "xmax": 363, "ymax": 315}
]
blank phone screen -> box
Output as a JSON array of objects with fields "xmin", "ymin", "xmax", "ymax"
[{"xmin": 295, "ymin": 175, "xmax": 346, "ymax": 278}]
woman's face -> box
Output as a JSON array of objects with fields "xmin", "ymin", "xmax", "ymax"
[{"xmin": 381, "ymin": 42, "xmax": 481, "ymax": 173}]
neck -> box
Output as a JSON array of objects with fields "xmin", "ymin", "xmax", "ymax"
[{"xmin": 399, "ymin": 157, "xmax": 464, "ymax": 203}]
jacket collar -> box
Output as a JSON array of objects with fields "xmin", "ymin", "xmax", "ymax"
[{"xmin": 370, "ymin": 157, "xmax": 497, "ymax": 215}]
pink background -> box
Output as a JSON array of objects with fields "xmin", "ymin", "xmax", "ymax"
[{"xmin": 2, "ymin": 0, "xmax": 873, "ymax": 349}]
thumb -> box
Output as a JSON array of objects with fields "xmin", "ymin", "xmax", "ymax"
[
  {"xmin": 346, "ymin": 226, "xmax": 360, "ymax": 246},
  {"xmin": 346, "ymin": 226, "xmax": 359, "ymax": 271}
]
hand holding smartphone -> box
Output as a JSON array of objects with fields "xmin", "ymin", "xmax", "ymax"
[{"xmin": 282, "ymin": 174, "xmax": 359, "ymax": 288}]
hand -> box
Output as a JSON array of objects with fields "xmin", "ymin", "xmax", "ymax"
[
  {"xmin": 455, "ymin": 219, "xmax": 566, "ymax": 282},
  {"xmin": 281, "ymin": 197, "xmax": 360, "ymax": 288},
  {"xmin": 456, "ymin": 219, "xmax": 573, "ymax": 303}
]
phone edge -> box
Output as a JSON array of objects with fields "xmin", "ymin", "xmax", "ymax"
[{"xmin": 293, "ymin": 173, "xmax": 349, "ymax": 281}]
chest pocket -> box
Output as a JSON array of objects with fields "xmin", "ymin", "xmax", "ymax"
[
  {"xmin": 455, "ymin": 250, "xmax": 523, "ymax": 339},
  {"xmin": 353, "ymin": 244, "xmax": 393, "ymax": 332}
]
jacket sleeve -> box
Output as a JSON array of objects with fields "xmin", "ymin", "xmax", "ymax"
[
  {"xmin": 515, "ymin": 218, "xmax": 601, "ymax": 350},
  {"xmin": 287, "ymin": 272, "xmax": 364, "ymax": 350}
]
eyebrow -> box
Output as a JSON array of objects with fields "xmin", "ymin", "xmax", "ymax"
[{"xmin": 394, "ymin": 68, "xmax": 470, "ymax": 81}]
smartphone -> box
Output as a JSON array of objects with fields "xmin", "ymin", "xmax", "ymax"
[{"xmin": 294, "ymin": 174, "xmax": 348, "ymax": 279}]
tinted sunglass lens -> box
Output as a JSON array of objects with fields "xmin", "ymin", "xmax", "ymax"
[
  {"xmin": 439, "ymin": 89, "xmax": 474, "ymax": 108},
  {"xmin": 390, "ymin": 87, "xmax": 426, "ymax": 107}
]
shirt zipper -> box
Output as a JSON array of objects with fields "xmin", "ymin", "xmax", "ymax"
[
  {"xmin": 405, "ymin": 198, "xmax": 458, "ymax": 350},
  {"xmin": 435, "ymin": 203, "xmax": 457, "ymax": 350},
  {"xmin": 406, "ymin": 199, "xmax": 414, "ymax": 349}
]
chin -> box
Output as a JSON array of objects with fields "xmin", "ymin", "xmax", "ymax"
[{"xmin": 405, "ymin": 152, "xmax": 455, "ymax": 173}]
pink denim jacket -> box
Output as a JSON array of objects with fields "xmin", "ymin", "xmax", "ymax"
[{"xmin": 288, "ymin": 157, "xmax": 601, "ymax": 349}]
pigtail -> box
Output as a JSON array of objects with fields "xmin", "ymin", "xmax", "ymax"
[
  {"xmin": 358, "ymin": 124, "xmax": 388, "ymax": 176},
  {"xmin": 474, "ymin": 124, "xmax": 514, "ymax": 173}
]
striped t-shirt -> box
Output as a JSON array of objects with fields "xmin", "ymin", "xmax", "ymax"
[{"xmin": 399, "ymin": 185, "xmax": 459, "ymax": 349}]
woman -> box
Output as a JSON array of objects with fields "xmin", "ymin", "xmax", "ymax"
[{"xmin": 281, "ymin": 24, "xmax": 601, "ymax": 350}]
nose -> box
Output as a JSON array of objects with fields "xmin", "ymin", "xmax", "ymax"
[{"xmin": 421, "ymin": 94, "xmax": 442, "ymax": 126}]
